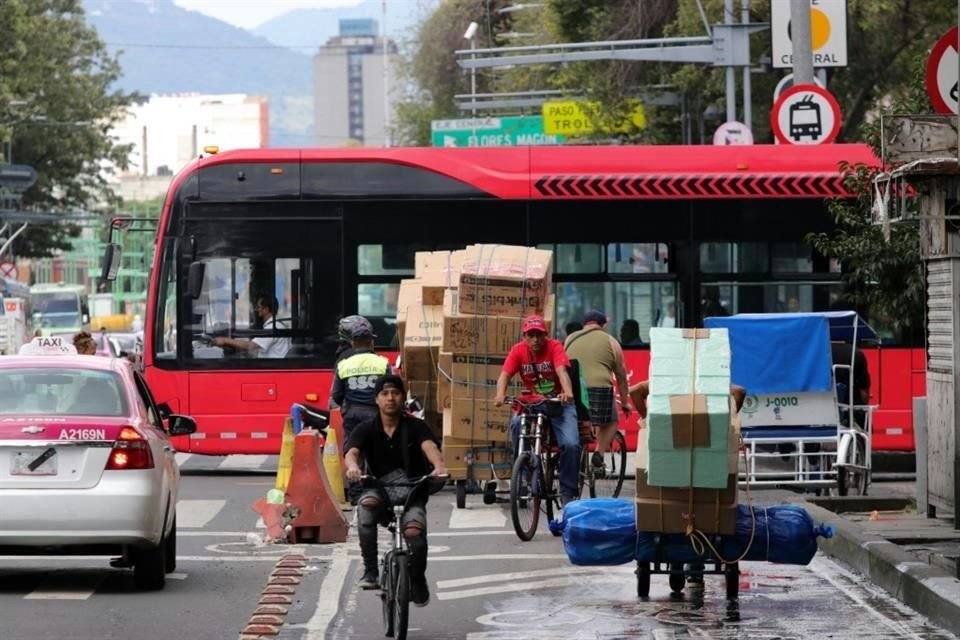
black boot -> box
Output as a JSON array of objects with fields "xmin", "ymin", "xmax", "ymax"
[{"xmin": 358, "ymin": 564, "xmax": 379, "ymax": 590}]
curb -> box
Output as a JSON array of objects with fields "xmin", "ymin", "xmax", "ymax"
[{"xmin": 801, "ymin": 501, "xmax": 960, "ymax": 634}]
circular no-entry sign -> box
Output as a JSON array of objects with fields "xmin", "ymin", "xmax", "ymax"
[
  {"xmin": 926, "ymin": 26, "xmax": 959, "ymax": 115},
  {"xmin": 770, "ymin": 84, "xmax": 842, "ymax": 145}
]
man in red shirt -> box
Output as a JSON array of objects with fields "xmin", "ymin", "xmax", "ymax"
[{"xmin": 495, "ymin": 314, "xmax": 580, "ymax": 504}]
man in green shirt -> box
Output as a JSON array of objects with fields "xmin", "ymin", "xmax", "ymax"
[{"xmin": 564, "ymin": 310, "xmax": 633, "ymax": 468}]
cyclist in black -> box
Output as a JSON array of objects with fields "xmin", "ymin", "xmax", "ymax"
[{"xmin": 344, "ymin": 374, "xmax": 447, "ymax": 606}]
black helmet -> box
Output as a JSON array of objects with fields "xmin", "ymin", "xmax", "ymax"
[{"xmin": 337, "ymin": 315, "xmax": 375, "ymax": 341}]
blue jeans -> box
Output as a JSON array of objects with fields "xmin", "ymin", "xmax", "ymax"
[{"xmin": 511, "ymin": 402, "xmax": 580, "ymax": 498}]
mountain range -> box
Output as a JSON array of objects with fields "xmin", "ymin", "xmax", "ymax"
[{"xmin": 82, "ymin": 0, "xmax": 422, "ymax": 147}]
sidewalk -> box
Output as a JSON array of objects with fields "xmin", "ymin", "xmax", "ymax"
[{"xmin": 779, "ymin": 480, "xmax": 960, "ymax": 634}]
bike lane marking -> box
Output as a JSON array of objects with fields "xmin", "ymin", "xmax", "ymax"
[
  {"xmin": 304, "ymin": 544, "xmax": 350, "ymax": 639},
  {"xmin": 447, "ymin": 504, "xmax": 507, "ymax": 529}
]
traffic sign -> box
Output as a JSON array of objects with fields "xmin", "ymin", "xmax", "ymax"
[
  {"xmin": 0, "ymin": 261, "xmax": 17, "ymax": 281},
  {"xmin": 541, "ymin": 100, "xmax": 646, "ymax": 136},
  {"xmin": 0, "ymin": 164, "xmax": 37, "ymax": 192},
  {"xmin": 771, "ymin": 0, "xmax": 848, "ymax": 69},
  {"xmin": 773, "ymin": 73, "xmax": 826, "ymax": 103},
  {"xmin": 770, "ymin": 84, "xmax": 842, "ymax": 145},
  {"xmin": 926, "ymin": 26, "xmax": 958, "ymax": 115},
  {"xmin": 712, "ymin": 121, "xmax": 754, "ymax": 145},
  {"xmin": 430, "ymin": 116, "xmax": 565, "ymax": 147}
]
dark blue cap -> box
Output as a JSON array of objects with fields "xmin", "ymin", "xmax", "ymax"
[{"xmin": 583, "ymin": 309, "xmax": 607, "ymax": 326}]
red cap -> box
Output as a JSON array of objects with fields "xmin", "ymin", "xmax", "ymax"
[{"xmin": 522, "ymin": 315, "xmax": 547, "ymax": 334}]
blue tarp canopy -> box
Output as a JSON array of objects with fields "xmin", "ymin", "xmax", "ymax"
[{"xmin": 703, "ymin": 312, "xmax": 877, "ymax": 394}]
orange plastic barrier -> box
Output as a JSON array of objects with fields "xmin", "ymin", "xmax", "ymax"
[
  {"xmin": 327, "ymin": 409, "xmax": 347, "ymax": 488},
  {"xmin": 285, "ymin": 429, "xmax": 349, "ymax": 543}
]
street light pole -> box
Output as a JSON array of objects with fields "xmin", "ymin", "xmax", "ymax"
[{"xmin": 464, "ymin": 21, "xmax": 479, "ymax": 144}]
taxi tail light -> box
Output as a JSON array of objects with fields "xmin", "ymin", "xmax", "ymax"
[{"xmin": 105, "ymin": 426, "xmax": 154, "ymax": 470}]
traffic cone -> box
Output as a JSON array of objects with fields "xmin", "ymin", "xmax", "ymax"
[
  {"xmin": 328, "ymin": 409, "xmax": 347, "ymax": 483},
  {"xmin": 285, "ymin": 429, "xmax": 349, "ymax": 543},
  {"xmin": 322, "ymin": 425, "xmax": 347, "ymax": 507},
  {"xmin": 275, "ymin": 417, "xmax": 296, "ymax": 492}
]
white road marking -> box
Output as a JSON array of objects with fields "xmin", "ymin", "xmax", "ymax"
[
  {"xmin": 438, "ymin": 574, "xmax": 625, "ymax": 601},
  {"xmin": 430, "ymin": 530, "xmax": 515, "ymax": 537},
  {"xmin": 448, "ymin": 505, "xmax": 507, "ymax": 529},
  {"xmin": 167, "ymin": 572, "xmax": 188, "ymax": 580},
  {"xmin": 218, "ymin": 454, "xmax": 269, "ymax": 470},
  {"xmin": 176, "ymin": 499, "xmax": 226, "ymax": 529},
  {"xmin": 304, "ymin": 544, "xmax": 350, "ymax": 639},
  {"xmin": 175, "ymin": 452, "xmax": 192, "ymax": 466},
  {"xmin": 653, "ymin": 630, "xmax": 679, "ymax": 640},
  {"xmin": 25, "ymin": 573, "xmax": 104, "ymax": 600},
  {"xmin": 256, "ymin": 517, "xmax": 265, "ymax": 529},
  {"xmin": 437, "ymin": 565, "xmax": 625, "ymax": 589},
  {"xmin": 0, "ymin": 552, "xmax": 564, "ymax": 564}
]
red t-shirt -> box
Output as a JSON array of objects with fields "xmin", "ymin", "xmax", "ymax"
[{"xmin": 502, "ymin": 338, "xmax": 571, "ymax": 396}]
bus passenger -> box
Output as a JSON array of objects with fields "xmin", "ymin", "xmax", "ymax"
[
  {"xmin": 619, "ymin": 319, "xmax": 645, "ymax": 346},
  {"xmin": 212, "ymin": 295, "xmax": 290, "ymax": 358}
]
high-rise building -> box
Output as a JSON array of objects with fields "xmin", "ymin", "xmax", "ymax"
[{"xmin": 313, "ymin": 19, "xmax": 399, "ymax": 147}]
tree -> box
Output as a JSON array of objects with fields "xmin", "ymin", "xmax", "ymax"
[
  {"xmin": 0, "ymin": 0, "xmax": 135, "ymax": 257},
  {"xmin": 807, "ymin": 53, "xmax": 932, "ymax": 343}
]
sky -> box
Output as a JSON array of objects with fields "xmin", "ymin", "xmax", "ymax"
[{"xmin": 171, "ymin": 0, "xmax": 413, "ymax": 30}]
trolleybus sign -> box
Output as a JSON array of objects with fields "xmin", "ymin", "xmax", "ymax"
[
  {"xmin": 771, "ymin": 84, "xmax": 841, "ymax": 145},
  {"xmin": 926, "ymin": 26, "xmax": 959, "ymax": 115}
]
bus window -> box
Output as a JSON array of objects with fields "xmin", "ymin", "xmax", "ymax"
[
  {"xmin": 358, "ymin": 283, "xmax": 400, "ymax": 348},
  {"xmin": 699, "ymin": 282, "xmax": 846, "ymax": 319},
  {"xmin": 607, "ymin": 243, "xmax": 669, "ymax": 274},
  {"xmin": 772, "ymin": 242, "xmax": 814, "ymax": 273},
  {"xmin": 552, "ymin": 281, "xmax": 676, "ymax": 345},
  {"xmin": 700, "ymin": 242, "xmax": 768, "ymax": 273},
  {"xmin": 536, "ymin": 244, "xmax": 603, "ymax": 273}
]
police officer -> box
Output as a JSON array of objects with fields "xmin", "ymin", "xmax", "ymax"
[{"xmin": 329, "ymin": 316, "xmax": 392, "ymax": 439}]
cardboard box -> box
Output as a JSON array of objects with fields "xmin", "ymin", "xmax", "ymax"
[
  {"xmin": 441, "ymin": 434, "xmax": 512, "ymax": 479},
  {"xmin": 634, "ymin": 496, "xmax": 737, "ymax": 535},
  {"xmin": 636, "ymin": 411, "xmax": 741, "ymax": 477},
  {"xmin": 407, "ymin": 379, "xmax": 442, "ymax": 413},
  {"xmin": 395, "ymin": 279, "xmax": 423, "ymax": 344},
  {"xmin": 458, "ymin": 245, "xmax": 553, "ymax": 317},
  {"xmin": 444, "ymin": 398, "xmax": 512, "ymax": 443},
  {"xmin": 421, "ymin": 250, "xmax": 468, "ymax": 306},
  {"xmin": 401, "ymin": 304, "xmax": 444, "ymax": 380},
  {"xmin": 442, "ymin": 290, "xmax": 555, "ymax": 354},
  {"xmin": 635, "ymin": 470, "xmax": 738, "ymax": 503},
  {"xmin": 649, "ymin": 327, "xmax": 730, "ymax": 396}
]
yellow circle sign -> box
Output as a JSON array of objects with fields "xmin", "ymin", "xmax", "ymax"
[{"xmin": 810, "ymin": 8, "xmax": 831, "ymax": 50}]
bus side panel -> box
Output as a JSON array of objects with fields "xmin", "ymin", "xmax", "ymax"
[
  {"xmin": 185, "ymin": 369, "xmax": 334, "ymax": 455},
  {"xmin": 620, "ymin": 350, "xmax": 651, "ymax": 451},
  {"xmin": 872, "ymin": 347, "xmax": 917, "ymax": 452}
]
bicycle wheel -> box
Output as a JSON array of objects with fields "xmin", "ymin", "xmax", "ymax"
[
  {"xmin": 380, "ymin": 552, "xmax": 395, "ymax": 637},
  {"xmin": 510, "ymin": 452, "xmax": 540, "ymax": 541},
  {"xmin": 393, "ymin": 553, "xmax": 410, "ymax": 640},
  {"xmin": 589, "ymin": 431, "xmax": 627, "ymax": 498},
  {"xmin": 543, "ymin": 451, "xmax": 561, "ymax": 523}
]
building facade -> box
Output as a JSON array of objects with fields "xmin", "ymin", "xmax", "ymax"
[{"xmin": 313, "ymin": 20, "xmax": 399, "ymax": 147}]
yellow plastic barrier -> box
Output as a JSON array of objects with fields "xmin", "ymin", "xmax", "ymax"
[
  {"xmin": 322, "ymin": 426, "xmax": 347, "ymax": 508},
  {"xmin": 275, "ymin": 417, "xmax": 296, "ymax": 491}
]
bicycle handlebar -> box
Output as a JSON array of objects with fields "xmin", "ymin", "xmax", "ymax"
[
  {"xmin": 503, "ymin": 395, "xmax": 562, "ymax": 407},
  {"xmin": 359, "ymin": 473, "xmax": 451, "ymax": 488}
]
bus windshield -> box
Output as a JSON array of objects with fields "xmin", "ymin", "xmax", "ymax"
[{"xmin": 155, "ymin": 205, "xmax": 342, "ymax": 366}]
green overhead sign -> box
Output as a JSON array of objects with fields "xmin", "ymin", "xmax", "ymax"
[{"xmin": 430, "ymin": 116, "xmax": 566, "ymax": 147}]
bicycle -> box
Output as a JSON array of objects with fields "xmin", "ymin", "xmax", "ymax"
[
  {"xmin": 578, "ymin": 428, "xmax": 628, "ymax": 498},
  {"xmin": 360, "ymin": 473, "xmax": 448, "ymax": 640},
  {"xmin": 506, "ymin": 395, "xmax": 565, "ymax": 541}
]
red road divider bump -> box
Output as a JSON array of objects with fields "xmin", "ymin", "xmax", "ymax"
[
  {"xmin": 241, "ymin": 624, "xmax": 280, "ymax": 636},
  {"xmin": 254, "ymin": 605, "xmax": 290, "ymax": 615},
  {"xmin": 250, "ymin": 615, "xmax": 285, "ymax": 626},
  {"xmin": 259, "ymin": 594, "xmax": 293, "ymax": 605},
  {"xmin": 263, "ymin": 585, "xmax": 296, "ymax": 594},
  {"xmin": 271, "ymin": 567, "xmax": 303, "ymax": 576},
  {"xmin": 268, "ymin": 576, "xmax": 301, "ymax": 586}
]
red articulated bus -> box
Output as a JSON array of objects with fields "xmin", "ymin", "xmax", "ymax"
[{"xmin": 138, "ymin": 144, "xmax": 922, "ymax": 455}]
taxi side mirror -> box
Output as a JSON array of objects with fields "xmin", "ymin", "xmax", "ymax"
[{"xmin": 167, "ymin": 414, "xmax": 197, "ymax": 436}]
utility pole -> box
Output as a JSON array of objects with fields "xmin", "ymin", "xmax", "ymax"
[
  {"xmin": 382, "ymin": 0, "xmax": 391, "ymax": 148},
  {"xmin": 790, "ymin": 0, "xmax": 814, "ymax": 84},
  {"xmin": 724, "ymin": 0, "xmax": 736, "ymax": 123},
  {"xmin": 741, "ymin": 0, "xmax": 752, "ymax": 130}
]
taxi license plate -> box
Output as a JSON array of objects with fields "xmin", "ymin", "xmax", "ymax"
[{"xmin": 11, "ymin": 449, "xmax": 58, "ymax": 476}]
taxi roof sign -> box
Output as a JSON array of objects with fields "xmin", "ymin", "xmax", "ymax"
[{"xmin": 19, "ymin": 336, "xmax": 78, "ymax": 356}]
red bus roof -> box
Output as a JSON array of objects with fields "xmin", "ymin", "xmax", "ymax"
[{"xmin": 169, "ymin": 143, "xmax": 879, "ymax": 201}]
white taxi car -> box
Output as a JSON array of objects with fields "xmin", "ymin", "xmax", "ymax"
[{"xmin": 0, "ymin": 337, "xmax": 196, "ymax": 590}]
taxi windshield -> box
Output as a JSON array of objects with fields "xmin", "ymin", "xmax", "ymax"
[{"xmin": 0, "ymin": 368, "xmax": 128, "ymax": 417}]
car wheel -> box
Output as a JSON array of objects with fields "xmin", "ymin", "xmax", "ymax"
[
  {"xmin": 134, "ymin": 536, "xmax": 167, "ymax": 591},
  {"xmin": 164, "ymin": 517, "xmax": 177, "ymax": 574}
]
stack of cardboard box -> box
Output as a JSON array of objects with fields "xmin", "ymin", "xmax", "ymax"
[
  {"xmin": 396, "ymin": 245, "xmax": 554, "ymax": 481},
  {"xmin": 635, "ymin": 328, "xmax": 740, "ymax": 535}
]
